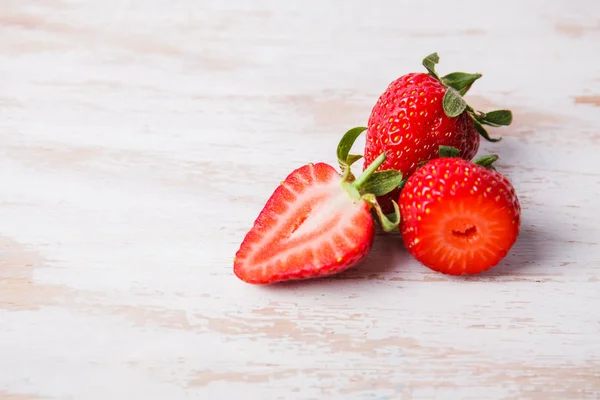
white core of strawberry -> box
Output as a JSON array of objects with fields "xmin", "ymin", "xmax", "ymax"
[{"xmin": 287, "ymin": 180, "xmax": 359, "ymax": 239}]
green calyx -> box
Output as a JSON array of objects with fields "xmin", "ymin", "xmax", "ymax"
[
  {"xmin": 363, "ymin": 193, "xmax": 401, "ymax": 232},
  {"xmin": 337, "ymin": 126, "xmax": 367, "ymax": 174},
  {"xmin": 442, "ymin": 71, "xmax": 483, "ymax": 96},
  {"xmin": 473, "ymin": 154, "xmax": 499, "ymax": 170},
  {"xmin": 439, "ymin": 145, "xmax": 460, "ymax": 158},
  {"xmin": 336, "ymin": 127, "xmax": 402, "ymax": 232},
  {"xmin": 423, "ymin": 53, "xmax": 482, "ymax": 96},
  {"xmin": 422, "ymin": 52, "xmax": 512, "ymax": 143},
  {"xmin": 437, "ymin": 145, "xmax": 499, "ymax": 170},
  {"xmin": 443, "ymin": 87, "xmax": 468, "ymax": 118}
]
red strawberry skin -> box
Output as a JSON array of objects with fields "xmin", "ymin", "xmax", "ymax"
[
  {"xmin": 365, "ymin": 73, "xmax": 480, "ymax": 172},
  {"xmin": 234, "ymin": 163, "xmax": 374, "ymax": 284},
  {"xmin": 364, "ymin": 73, "xmax": 480, "ymax": 211},
  {"xmin": 399, "ymin": 157, "xmax": 520, "ymax": 275}
]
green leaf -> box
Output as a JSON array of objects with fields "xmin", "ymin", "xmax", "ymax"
[
  {"xmin": 360, "ymin": 170, "xmax": 403, "ymax": 196},
  {"xmin": 346, "ymin": 154, "xmax": 363, "ymax": 166},
  {"xmin": 336, "ymin": 126, "xmax": 367, "ymax": 167},
  {"xmin": 471, "ymin": 116, "xmax": 502, "ymax": 142},
  {"xmin": 442, "ymin": 87, "xmax": 467, "ymax": 117},
  {"xmin": 479, "ymin": 110, "xmax": 513, "ymax": 126},
  {"xmin": 473, "ymin": 154, "xmax": 499, "ymax": 169},
  {"xmin": 439, "ymin": 145, "xmax": 460, "ymax": 158},
  {"xmin": 422, "ymin": 52, "xmax": 440, "ymax": 80},
  {"xmin": 364, "ymin": 194, "xmax": 400, "ymax": 233},
  {"xmin": 441, "ymin": 72, "xmax": 482, "ymax": 96}
]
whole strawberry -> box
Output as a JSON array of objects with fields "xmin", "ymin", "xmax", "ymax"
[
  {"xmin": 234, "ymin": 128, "xmax": 402, "ymax": 284},
  {"xmin": 399, "ymin": 150, "xmax": 520, "ymax": 275},
  {"xmin": 364, "ymin": 53, "xmax": 513, "ymax": 212}
]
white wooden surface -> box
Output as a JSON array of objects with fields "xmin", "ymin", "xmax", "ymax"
[{"xmin": 1, "ymin": 1, "xmax": 600, "ymax": 399}]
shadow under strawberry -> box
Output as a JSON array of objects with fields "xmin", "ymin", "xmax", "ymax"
[
  {"xmin": 329, "ymin": 228, "xmax": 410, "ymax": 280},
  {"xmin": 474, "ymin": 217, "xmax": 562, "ymax": 279},
  {"xmin": 256, "ymin": 229, "xmax": 413, "ymax": 290}
]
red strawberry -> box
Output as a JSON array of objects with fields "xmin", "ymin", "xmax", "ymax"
[
  {"xmin": 364, "ymin": 53, "xmax": 513, "ymax": 212},
  {"xmin": 234, "ymin": 129, "xmax": 403, "ymax": 284},
  {"xmin": 399, "ymin": 152, "xmax": 520, "ymax": 275}
]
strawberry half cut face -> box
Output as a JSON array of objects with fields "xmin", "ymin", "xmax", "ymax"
[
  {"xmin": 233, "ymin": 127, "xmax": 404, "ymax": 284},
  {"xmin": 400, "ymin": 156, "xmax": 521, "ymax": 275},
  {"xmin": 234, "ymin": 163, "xmax": 374, "ymax": 284}
]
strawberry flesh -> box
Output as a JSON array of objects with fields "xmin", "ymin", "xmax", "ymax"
[
  {"xmin": 400, "ymin": 157, "xmax": 520, "ymax": 275},
  {"xmin": 234, "ymin": 163, "xmax": 374, "ymax": 284}
]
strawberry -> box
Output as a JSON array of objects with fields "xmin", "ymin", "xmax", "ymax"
[
  {"xmin": 234, "ymin": 128, "xmax": 402, "ymax": 284},
  {"xmin": 399, "ymin": 149, "xmax": 520, "ymax": 275},
  {"xmin": 364, "ymin": 53, "xmax": 513, "ymax": 212}
]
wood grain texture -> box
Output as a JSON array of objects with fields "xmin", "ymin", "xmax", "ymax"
[{"xmin": 1, "ymin": 0, "xmax": 599, "ymax": 399}]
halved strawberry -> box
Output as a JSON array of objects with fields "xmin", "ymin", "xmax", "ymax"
[
  {"xmin": 399, "ymin": 149, "xmax": 521, "ymax": 275},
  {"xmin": 234, "ymin": 128, "xmax": 402, "ymax": 284}
]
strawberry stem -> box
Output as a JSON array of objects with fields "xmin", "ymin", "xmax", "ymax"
[
  {"xmin": 352, "ymin": 152, "xmax": 386, "ymax": 189},
  {"xmin": 335, "ymin": 127, "xmax": 402, "ymax": 231},
  {"xmin": 352, "ymin": 152, "xmax": 402, "ymax": 232},
  {"xmin": 420, "ymin": 52, "xmax": 512, "ymax": 140}
]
